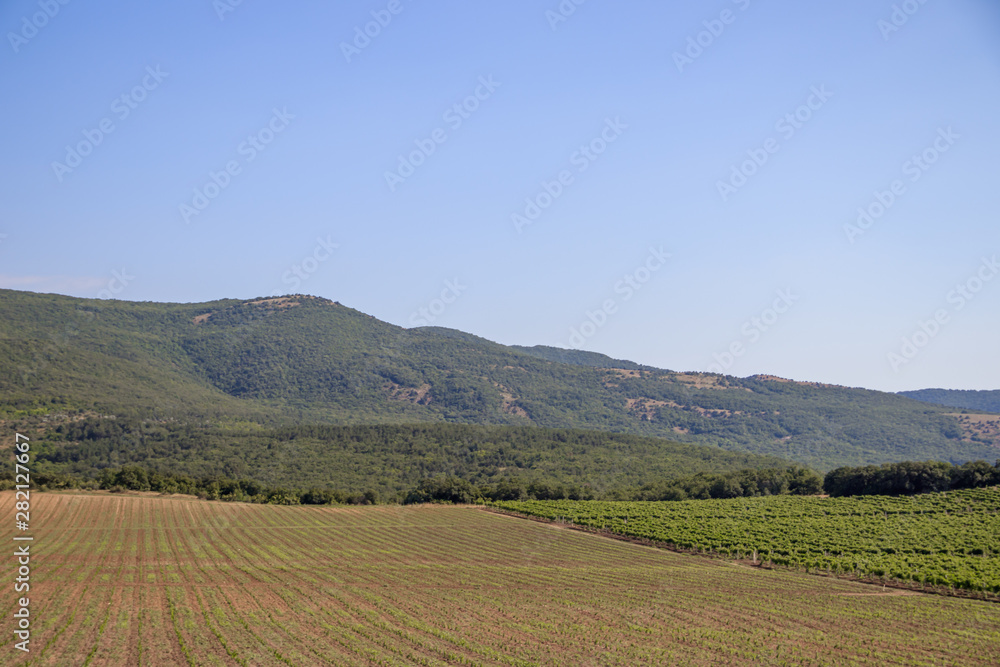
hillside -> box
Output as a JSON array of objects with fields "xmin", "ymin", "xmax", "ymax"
[
  {"xmin": 1, "ymin": 288, "xmax": 996, "ymax": 471},
  {"xmin": 900, "ymin": 388, "xmax": 1000, "ymax": 414},
  {"xmin": 510, "ymin": 345, "xmax": 655, "ymax": 370}
]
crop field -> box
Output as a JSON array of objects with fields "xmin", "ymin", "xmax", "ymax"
[
  {"xmin": 494, "ymin": 488, "xmax": 1000, "ymax": 595},
  {"xmin": 2, "ymin": 492, "xmax": 999, "ymax": 666}
]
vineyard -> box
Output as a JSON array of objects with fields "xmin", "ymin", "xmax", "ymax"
[
  {"xmin": 3, "ymin": 492, "xmax": 1000, "ymax": 665},
  {"xmin": 494, "ymin": 487, "xmax": 1000, "ymax": 595}
]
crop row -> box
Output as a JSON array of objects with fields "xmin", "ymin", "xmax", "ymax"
[
  {"xmin": 4, "ymin": 492, "xmax": 1000, "ymax": 665},
  {"xmin": 493, "ymin": 487, "xmax": 1000, "ymax": 594}
]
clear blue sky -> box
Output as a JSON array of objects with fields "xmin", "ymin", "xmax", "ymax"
[{"xmin": 2, "ymin": 0, "xmax": 998, "ymax": 392}]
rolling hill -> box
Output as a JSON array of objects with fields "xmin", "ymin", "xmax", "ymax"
[
  {"xmin": 899, "ymin": 388, "xmax": 1000, "ymax": 414},
  {"xmin": 0, "ymin": 288, "xmax": 996, "ymax": 471}
]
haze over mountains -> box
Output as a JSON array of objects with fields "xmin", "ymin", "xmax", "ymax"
[{"xmin": 1, "ymin": 288, "xmax": 997, "ymax": 472}]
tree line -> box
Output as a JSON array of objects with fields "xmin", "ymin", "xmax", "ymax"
[
  {"xmin": 1, "ymin": 464, "xmax": 824, "ymax": 505},
  {"xmin": 823, "ymin": 460, "xmax": 1000, "ymax": 497},
  {"xmin": 6, "ymin": 457, "xmax": 997, "ymax": 506}
]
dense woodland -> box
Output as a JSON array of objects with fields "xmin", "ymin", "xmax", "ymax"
[
  {"xmin": 0, "ymin": 462, "xmax": 824, "ymax": 506},
  {"xmin": 823, "ymin": 460, "xmax": 1000, "ymax": 497},
  {"xmin": 23, "ymin": 418, "xmax": 787, "ymax": 497},
  {"xmin": 9, "ymin": 458, "xmax": 998, "ymax": 507}
]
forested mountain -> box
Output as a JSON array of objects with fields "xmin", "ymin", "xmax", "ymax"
[
  {"xmin": 899, "ymin": 388, "xmax": 1000, "ymax": 414},
  {"xmin": 1, "ymin": 288, "xmax": 996, "ymax": 471}
]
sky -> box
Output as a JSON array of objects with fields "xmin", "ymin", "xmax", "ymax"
[{"xmin": 1, "ymin": 0, "xmax": 998, "ymax": 393}]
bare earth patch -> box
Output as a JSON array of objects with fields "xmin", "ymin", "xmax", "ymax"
[
  {"xmin": 948, "ymin": 412, "xmax": 1000, "ymax": 447},
  {"xmin": 385, "ymin": 381, "xmax": 432, "ymax": 404}
]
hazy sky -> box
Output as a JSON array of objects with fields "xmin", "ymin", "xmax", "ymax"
[{"xmin": 2, "ymin": 0, "xmax": 998, "ymax": 392}]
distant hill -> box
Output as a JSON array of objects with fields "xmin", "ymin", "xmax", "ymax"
[
  {"xmin": 899, "ymin": 389, "xmax": 1000, "ymax": 414},
  {"xmin": 1, "ymin": 288, "xmax": 996, "ymax": 471}
]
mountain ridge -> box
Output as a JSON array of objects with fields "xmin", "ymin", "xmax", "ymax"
[
  {"xmin": 899, "ymin": 388, "xmax": 1000, "ymax": 414},
  {"xmin": 1, "ymin": 288, "xmax": 996, "ymax": 471}
]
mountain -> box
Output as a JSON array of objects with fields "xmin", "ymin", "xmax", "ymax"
[
  {"xmin": 1, "ymin": 288, "xmax": 996, "ymax": 471},
  {"xmin": 899, "ymin": 389, "xmax": 1000, "ymax": 414}
]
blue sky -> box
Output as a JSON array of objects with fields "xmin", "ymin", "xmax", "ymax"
[{"xmin": 1, "ymin": 0, "xmax": 998, "ymax": 392}]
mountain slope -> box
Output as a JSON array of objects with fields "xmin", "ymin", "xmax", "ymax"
[
  {"xmin": 510, "ymin": 345, "xmax": 654, "ymax": 370},
  {"xmin": 899, "ymin": 389, "xmax": 1000, "ymax": 414},
  {"xmin": 0, "ymin": 288, "xmax": 995, "ymax": 470}
]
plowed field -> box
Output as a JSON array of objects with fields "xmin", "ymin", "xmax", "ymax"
[{"xmin": 2, "ymin": 492, "xmax": 999, "ymax": 665}]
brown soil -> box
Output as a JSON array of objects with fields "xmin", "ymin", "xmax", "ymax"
[
  {"xmin": 4, "ymin": 493, "xmax": 999, "ymax": 667},
  {"xmin": 384, "ymin": 381, "xmax": 432, "ymax": 404},
  {"xmin": 948, "ymin": 412, "xmax": 1000, "ymax": 447}
]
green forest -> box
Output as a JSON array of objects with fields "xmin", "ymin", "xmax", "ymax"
[{"xmin": 21, "ymin": 418, "xmax": 788, "ymax": 498}]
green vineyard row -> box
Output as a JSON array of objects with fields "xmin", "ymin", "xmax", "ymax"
[{"xmin": 494, "ymin": 487, "xmax": 1000, "ymax": 595}]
